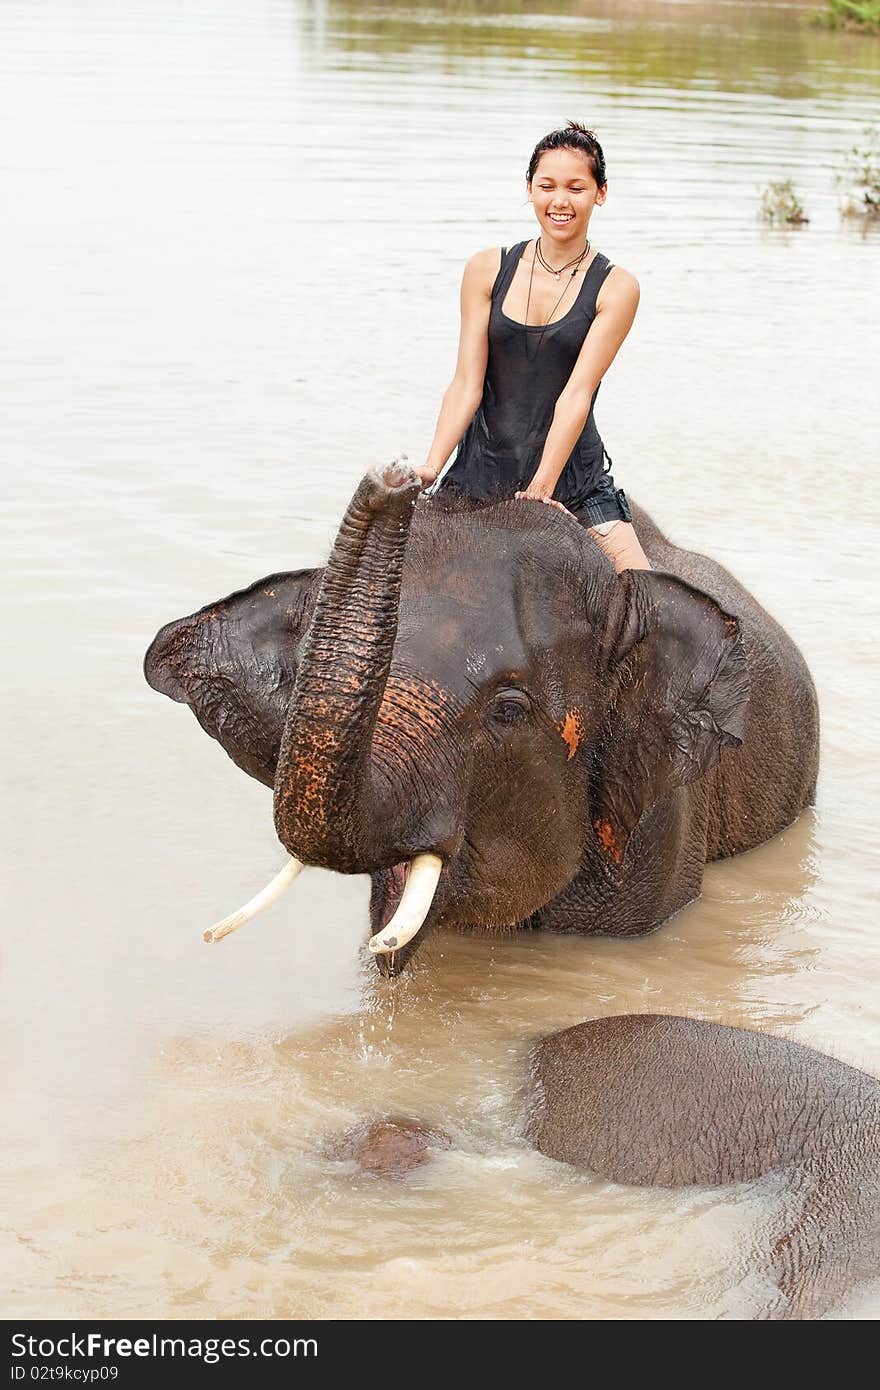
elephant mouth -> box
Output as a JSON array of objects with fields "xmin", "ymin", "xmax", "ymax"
[
  {"xmin": 368, "ymin": 856, "xmax": 447, "ymax": 977},
  {"xmin": 374, "ymin": 860, "xmax": 412, "ymax": 933}
]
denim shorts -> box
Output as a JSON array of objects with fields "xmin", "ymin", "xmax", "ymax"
[{"xmin": 568, "ymin": 475, "xmax": 632, "ymax": 528}]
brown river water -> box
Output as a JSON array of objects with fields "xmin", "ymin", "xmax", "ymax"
[{"xmin": 2, "ymin": 0, "xmax": 879, "ymax": 1320}]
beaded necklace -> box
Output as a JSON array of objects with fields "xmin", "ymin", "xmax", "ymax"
[{"xmin": 522, "ymin": 236, "xmax": 591, "ymax": 360}]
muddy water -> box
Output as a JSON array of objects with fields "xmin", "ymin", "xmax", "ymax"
[{"xmin": 2, "ymin": 0, "xmax": 879, "ymax": 1319}]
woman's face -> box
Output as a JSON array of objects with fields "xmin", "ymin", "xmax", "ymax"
[{"xmin": 527, "ymin": 147, "xmax": 606, "ymax": 246}]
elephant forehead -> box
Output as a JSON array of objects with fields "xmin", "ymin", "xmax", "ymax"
[
  {"xmin": 396, "ymin": 590, "xmax": 528, "ymax": 686},
  {"xmin": 412, "ymin": 526, "xmax": 590, "ymax": 616}
]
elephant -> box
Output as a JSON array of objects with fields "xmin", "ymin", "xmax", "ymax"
[
  {"xmin": 525, "ymin": 1014, "xmax": 880, "ymax": 1320},
  {"xmin": 144, "ymin": 462, "xmax": 818, "ymax": 972},
  {"xmin": 325, "ymin": 1117, "xmax": 452, "ymax": 1177}
]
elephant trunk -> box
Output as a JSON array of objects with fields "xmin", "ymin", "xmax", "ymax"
[{"xmin": 273, "ymin": 463, "xmax": 421, "ymax": 871}]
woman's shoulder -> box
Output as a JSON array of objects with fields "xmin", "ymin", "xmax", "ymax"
[
  {"xmin": 463, "ymin": 245, "xmax": 505, "ymax": 281},
  {"xmin": 596, "ymin": 258, "xmax": 640, "ymax": 308},
  {"xmin": 457, "ymin": 247, "xmax": 502, "ymax": 303},
  {"xmin": 461, "ymin": 242, "xmax": 528, "ymax": 295}
]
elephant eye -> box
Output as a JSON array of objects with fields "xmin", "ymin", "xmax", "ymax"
[{"xmin": 487, "ymin": 687, "xmax": 532, "ymax": 726}]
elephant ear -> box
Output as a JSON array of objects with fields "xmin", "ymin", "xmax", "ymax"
[
  {"xmin": 144, "ymin": 568, "xmax": 322, "ymax": 788},
  {"xmin": 591, "ymin": 570, "xmax": 750, "ymax": 866}
]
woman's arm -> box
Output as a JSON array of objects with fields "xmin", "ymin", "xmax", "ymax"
[
  {"xmin": 517, "ymin": 267, "xmax": 640, "ymax": 500},
  {"xmin": 418, "ymin": 249, "xmax": 497, "ymax": 486}
]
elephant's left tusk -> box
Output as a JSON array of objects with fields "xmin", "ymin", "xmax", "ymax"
[
  {"xmin": 368, "ymin": 853, "xmax": 443, "ymax": 956},
  {"xmin": 203, "ymin": 857, "xmax": 305, "ymax": 943}
]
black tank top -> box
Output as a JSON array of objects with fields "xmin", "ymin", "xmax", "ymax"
[{"xmin": 438, "ymin": 240, "xmax": 614, "ymax": 508}]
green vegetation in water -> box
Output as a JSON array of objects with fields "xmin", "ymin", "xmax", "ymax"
[
  {"xmin": 759, "ymin": 180, "xmax": 810, "ymax": 226},
  {"xmin": 812, "ymin": 1, "xmax": 880, "ymax": 34},
  {"xmin": 314, "ymin": 2, "xmax": 880, "ymax": 101},
  {"xmin": 840, "ymin": 129, "xmax": 880, "ymax": 216}
]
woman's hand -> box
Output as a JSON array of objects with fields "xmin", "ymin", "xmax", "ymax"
[
  {"xmin": 514, "ymin": 488, "xmax": 572, "ymax": 516},
  {"xmin": 415, "ymin": 463, "xmax": 440, "ymax": 488}
]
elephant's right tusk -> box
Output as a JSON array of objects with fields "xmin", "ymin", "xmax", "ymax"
[
  {"xmin": 368, "ymin": 853, "xmax": 443, "ymax": 956},
  {"xmin": 203, "ymin": 857, "xmax": 305, "ymax": 943}
]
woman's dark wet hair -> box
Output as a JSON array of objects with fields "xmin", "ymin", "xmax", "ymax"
[{"xmin": 527, "ymin": 122, "xmax": 606, "ymax": 188}]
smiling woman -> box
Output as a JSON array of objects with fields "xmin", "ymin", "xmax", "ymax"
[{"xmin": 419, "ymin": 121, "xmax": 651, "ymax": 573}]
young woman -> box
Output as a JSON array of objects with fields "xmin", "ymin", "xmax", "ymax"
[{"xmin": 418, "ymin": 122, "xmax": 650, "ymax": 572}]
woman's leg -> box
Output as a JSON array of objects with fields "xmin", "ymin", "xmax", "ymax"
[{"xmin": 589, "ymin": 519, "xmax": 651, "ymax": 572}]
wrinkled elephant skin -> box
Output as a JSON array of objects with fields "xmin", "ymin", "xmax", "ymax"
[{"xmin": 526, "ymin": 1014, "xmax": 880, "ymax": 1319}]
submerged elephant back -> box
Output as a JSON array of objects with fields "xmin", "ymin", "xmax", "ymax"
[
  {"xmin": 526, "ymin": 1014, "xmax": 880, "ymax": 1318},
  {"xmin": 526, "ymin": 1014, "xmax": 880, "ymax": 1185}
]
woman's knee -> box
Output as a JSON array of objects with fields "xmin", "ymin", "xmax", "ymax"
[{"xmin": 588, "ymin": 520, "xmax": 652, "ymax": 572}]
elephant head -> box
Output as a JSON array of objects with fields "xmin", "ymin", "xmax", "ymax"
[{"xmin": 145, "ymin": 464, "xmax": 749, "ymax": 971}]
